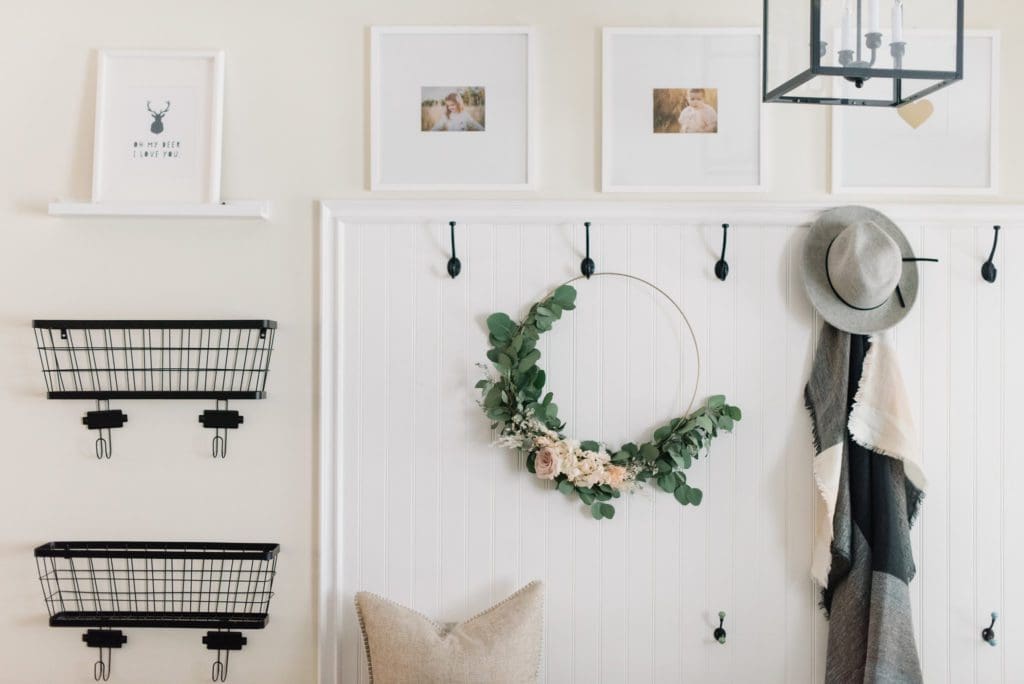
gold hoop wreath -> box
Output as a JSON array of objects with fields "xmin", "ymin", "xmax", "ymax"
[{"xmin": 477, "ymin": 272, "xmax": 741, "ymax": 520}]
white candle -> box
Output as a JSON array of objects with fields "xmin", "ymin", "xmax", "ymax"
[
  {"xmin": 892, "ymin": 0, "xmax": 904, "ymax": 42},
  {"xmin": 868, "ymin": 0, "xmax": 880, "ymax": 33},
  {"xmin": 841, "ymin": 2, "xmax": 855, "ymax": 51}
]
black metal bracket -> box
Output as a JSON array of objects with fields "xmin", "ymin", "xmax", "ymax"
[
  {"xmin": 982, "ymin": 611, "xmax": 998, "ymax": 646},
  {"xmin": 83, "ymin": 400, "xmax": 126, "ymax": 460},
  {"xmin": 713, "ymin": 611, "xmax": 727, "ymax": 644},
  {"xmin": 714, "ymin": 224, "xmax": 730, "ymax": 281},
  {"xmin": 580, "ymin": 222, "xmax": 595, "ymax": 278},
  {"xmin": 447, "ymin": 221, "xmax": 462, "ymax": 279},
  {"xmin": 199, "ymin": 400, "xmax": 243, "ymax": 459},
  {"xmin": 82, "ymin": 629, "xmax": 126, "ymax": 681},
  {"xmin": 203, "ymin": 631, "xmax": 247, "ymax": 682},
  {"xmin": 982, "ymin": 225, "xmax": 1001, "ymax": 283}
]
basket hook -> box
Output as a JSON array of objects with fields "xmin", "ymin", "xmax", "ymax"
[
  {"xmin": 211, "ymin": 649, "xmax": 230, "ymax": 682},
  {"xmin": 212, "ymin": 433, "xmax": 227, "ymax": 459},
  {"xmin": 199, "ymin": 399, "xmax": 243, "ymax": 459},
  {"xmin": 95, "ymin": 432, "xmax": 112, "ymax": 460},
  {"xmin": 83, "ymin": 399, "xmax": 126, "ymax": 460},
  {"xmin": 203, "ymin": 629, "xmax": 246, "ymax": 682},
  {"xmin": 82, "ymin": 628, "xmax": 125, "ymax": 681},
  {"xmin": 93, "ymin": 647, "xmax": 112, "ymax": 681}
]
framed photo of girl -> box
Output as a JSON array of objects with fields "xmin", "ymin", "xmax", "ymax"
[
  {"xmin": 91, "ymin": 49, "xmax": 225, "ymax": 203},
  {"xmin": 602, "ymin": 28, "xmax": 766, "ymax": 192},
  {"xmin": 371, "ymin": 26, "xmax": 535, "ymax": 190}
]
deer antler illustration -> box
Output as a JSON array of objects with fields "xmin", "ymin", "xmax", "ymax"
[{"xmin": 146, "ymin": 101, "xmax": 171, "ymax": 134}]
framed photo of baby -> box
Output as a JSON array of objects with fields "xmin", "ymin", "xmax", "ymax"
[
  {"xmin": 653, "ymin": 88, "xmax": 718, "ymax": 134},
  {"xmin": 603, "ymin": 28, "xmax": 764, "ymax": 192}
]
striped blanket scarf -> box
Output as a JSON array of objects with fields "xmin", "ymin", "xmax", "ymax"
[{"xmin": 806, "ymin": 323, "xmax": 927, "ymax": 684}]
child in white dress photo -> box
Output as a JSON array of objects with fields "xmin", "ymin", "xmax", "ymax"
[{"xmin": 421, "ymin": 87, "xmax": 485, "ymax": 132}]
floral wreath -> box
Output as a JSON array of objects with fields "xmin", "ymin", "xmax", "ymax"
[{"xmin": 477, "ymin": 274, "xmax": 741, "ymax": 520}]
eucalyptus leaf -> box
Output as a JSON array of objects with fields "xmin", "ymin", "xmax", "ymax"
[
  {"xmin": 487, "ymin": 313, "xmax": 516, "ymax": 341},
  {"xmin": 518, "ymin": 349, "xmax": 541, "ymax": 372},
  {"xmin": 640, "ymin": 443, "xmax": 659, "ymax": 463},
  {"xmin": 557, "ymin": 480, "xmax": 575, "ymax": 495},
  {"xmin": 687, "ymin": 487, "xmax": 704, "ymax": 506},
  {"xmin": 483, "ymin": 384, "xmax": 503, "ymax": 408},
  {"xmin": 674, "ymin": 484, "xmax": 691, "ymax": 506}
]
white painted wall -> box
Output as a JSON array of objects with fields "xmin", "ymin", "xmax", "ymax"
[
  {"xmin": 331, "ymin": 211, "xmax": 1023, "ymax": 683},
  {"xmin": 0, "ymin": 0, "xmax": 1022, "ymax": 682}
]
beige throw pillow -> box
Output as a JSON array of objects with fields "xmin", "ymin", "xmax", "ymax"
[{"xmin": 355, "ymin": 581, "xmax": 543, "ymax": 684}]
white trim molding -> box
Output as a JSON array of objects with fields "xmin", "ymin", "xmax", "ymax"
[{"xmin": 48, "ymin": 200, "xmax": 270, "ymax": 219}]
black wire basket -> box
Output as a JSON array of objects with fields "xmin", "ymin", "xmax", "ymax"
[
  {"xmin": 32, "ymin": 320, "xmax": 277, "ymax": 459},
  {"xmin": 35, "ymin": 541, "xmax": 279, "ymax": 681}
]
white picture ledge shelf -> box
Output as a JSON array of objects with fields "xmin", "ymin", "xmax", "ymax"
[{"xmin": 48, "ymin": 200, "xmax": 271, "ymax": 219}]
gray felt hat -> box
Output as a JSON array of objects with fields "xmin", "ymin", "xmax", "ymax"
[{"xmin": 803, "ymin": 206, "xmax": 919, "ymax": 334}]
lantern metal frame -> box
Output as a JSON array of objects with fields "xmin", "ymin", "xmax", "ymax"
[{"xmin": 763, "ymin": 0, "xmax": 965, "ymax": 106}]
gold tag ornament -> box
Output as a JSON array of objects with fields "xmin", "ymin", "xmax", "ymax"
[{"xmin": 897, "ymin": 99, "xmax": 935, "ymax": 129}]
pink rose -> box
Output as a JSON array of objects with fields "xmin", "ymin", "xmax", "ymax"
[
  {"xmin": 534, "ymin": 446, "xmax": 559, "ymax": 479},
  {"xmin": 605, "ymin": 464, "xmax": 628, "ymax": 488}
]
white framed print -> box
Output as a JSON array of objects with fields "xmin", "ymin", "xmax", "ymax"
[
  {"xmin": 370, "ymin": 26, "xmax": 535, "ymax": 190},
  {"xmin": 91, "ymin": 49, "xmax": 225, "ymax": 203},
  {"xmin": 831, "ymin": 31, "xmax": 999, "ymax": 195},
  {"xmin": 602, "ymin": 28, "xmax": 766, "ymax": 193}
]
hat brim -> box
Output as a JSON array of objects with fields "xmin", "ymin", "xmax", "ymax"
[{"xmin": 802, "ymin": 206, "xmax": 919, "ymax": 335}]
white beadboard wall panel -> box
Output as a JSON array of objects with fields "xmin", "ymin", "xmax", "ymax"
[{"xmin": 329, "ymin": 208, "xmax": 1021, "ymax": 684}]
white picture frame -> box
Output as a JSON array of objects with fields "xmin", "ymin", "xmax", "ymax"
[
  {"xmin": 370, "ymin": 26, "xmax": 535, "ymax": 191},
  {"xmin": 91, "ymin": 49, "xmax": 224, "ymax": 204},
  {"xmin": 830, "ymin": 31, "xmax": 999, "ymax": 195},
  {"xmin": 602, "ymin": 28, "xmax": 766, "ymax": 193}
]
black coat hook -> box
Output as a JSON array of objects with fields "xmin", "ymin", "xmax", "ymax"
[
  {"xmin": 714, "ymin": 611, "xmax": 727, "ymax": 644},
  {"xmin": 982, "ymin": 225, "xmax": 1001, "ymax": 283},
  {"xmin": 581, "ymin": 222, "xmax": 595, "ymax": 278},
  {"xmin": 982, "ymin": 611, "xmax": 998, "ymax": 646},
  {"xmin": 715, "ymin": 224, "xmax": 730, "ymax": 281},
  {"xmin": 447, "ymin": 221, "xmax": 462, "ymax": 279}
]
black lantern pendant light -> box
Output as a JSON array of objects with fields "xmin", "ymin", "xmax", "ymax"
[{"xmin": 763, "ymin": 0, "xmax": 965, "ymax": 106}]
